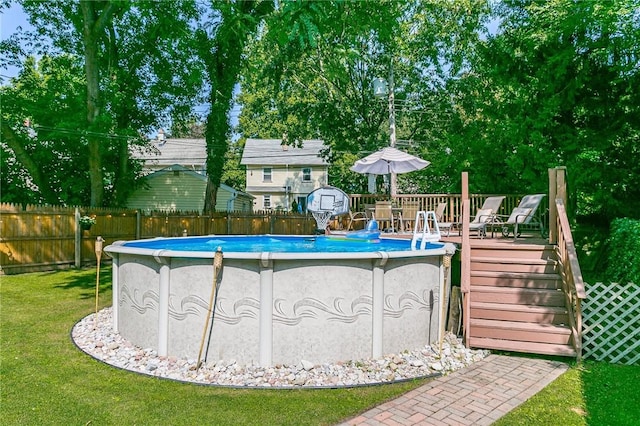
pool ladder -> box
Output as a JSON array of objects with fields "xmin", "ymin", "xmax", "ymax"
[{"xmin": 411, "ymin": 211, "xmax": 442, "ymax": 250}]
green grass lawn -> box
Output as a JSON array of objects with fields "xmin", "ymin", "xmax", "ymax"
[
  {"xmin": 2, "ymin": 267, "xmax": 639, "ymax": 425},
  {"xmin": 494, "ymin": 359, "xmax": 640, "ymax": 425}
]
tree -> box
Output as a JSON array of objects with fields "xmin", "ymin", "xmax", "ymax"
[
  {"xmin": 237, "ymin": 0, "xmax": 492, "ymax": 194},
  {"xmin": 457, "ymin": 0, "xmax": 640, "ymax": 218},
  {"xmin": 196, "ymin": 0, "xmax": 274, "ymax": 213},
  {"xmin": 4, "ymin": 0, "xmax": 203, "ymax": 206},
  {"xmin": 1, "ymin": 55, "xmax": 89, "ymax": 205}
]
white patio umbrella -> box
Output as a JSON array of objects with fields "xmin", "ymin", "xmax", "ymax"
[{"xmin": 350, "ymin": 147, "xmax": 430, "ymax": 175}]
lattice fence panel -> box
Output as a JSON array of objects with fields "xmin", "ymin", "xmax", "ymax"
[{"xmin": 582, "ymin": 282, "xmax": 640, "ymax": 365}]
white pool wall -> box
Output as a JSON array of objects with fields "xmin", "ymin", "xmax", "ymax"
[{"xmin": 106, "ymin": 237, "xmax": 455, "ymax": 367}]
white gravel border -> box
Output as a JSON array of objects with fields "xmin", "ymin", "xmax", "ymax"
[{"xmin": 72, "ymin": 307, "xmax": 489, "ymax": 388}]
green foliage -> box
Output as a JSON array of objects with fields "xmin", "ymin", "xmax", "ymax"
[
  {"xmin": 4, "ymin": 0, "xmax": 639, "ymax": 221},
  {"xmin": 5, "ymin": 0, "xmax": 204, "ymax": 206},
  {"xmin": 572, "ymin": 222, "xmax": 609, "ymax": 284},
  {"xmin": 462, "ymin": 0, "xmax": 640, "ymax": 215},
  {"xmin": 604, "ymin": 218, "xmax": 640, "ymax": 284},
  {"xmin": 196, "ymin": 0, "xmax": 275, "ymax": 212},
  {"xmin": 239, "ymin": 0, "xmax": 491, "ymax": 194},
  {"xmin": 1, "ymin": 55, "xmax": 91, "ymax": 205}
]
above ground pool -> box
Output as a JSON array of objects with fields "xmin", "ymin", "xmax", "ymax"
[
  {"xmin": 105, "ymin": 234, "xmax": 455, "ymax": 367},
  {"xmin": 120, "ymin": 234, "xmax": 443, "ymax": 254}
]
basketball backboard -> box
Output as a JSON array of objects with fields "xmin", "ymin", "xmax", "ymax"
[{"xmin": 306, "ymin": 186, "xmax": 350, "ymax": 216}]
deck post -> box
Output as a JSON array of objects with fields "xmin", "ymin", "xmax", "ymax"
[
  {"xmin": 548, "ymin": 168, "xmax": 557, "ymax": 244},
  {"xmin": 461, "ymin": 172, "xmax": 471, "ymax": 347},
  {"xmin": 556, "ymin": 167, "xmax": 567, "ymax": 205},
  {"xmin": 549, "ymin": 167, "xmax": 568, "ymax": 244}
]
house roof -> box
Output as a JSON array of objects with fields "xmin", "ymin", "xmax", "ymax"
[
  {"xmin": 132, "ymin": 138, "xmax": 207, "ymax": 168},
  {"xmin": 240, "ymin": 139, "xmax": 329, "ymax": 166}
]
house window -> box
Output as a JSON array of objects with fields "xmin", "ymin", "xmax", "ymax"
[
  {"xmin": 263, "ymin": 167, "xmax": 272, "ymax": 182},
  {"xmin": 302, "ymin": 168, "xmax": 311, "ymax": 182},
  {"xmin": 263, "ymin": 195, "xmax": 271, "ymax": 209}
]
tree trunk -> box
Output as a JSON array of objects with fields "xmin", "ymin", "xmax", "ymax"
[
  {"xmin": 201, "ymin": 1, "xmax": 274, "ymax": 213},
  {"xmin": 80, "ymin": 0, "xmax": 116, "ymax": 206}
]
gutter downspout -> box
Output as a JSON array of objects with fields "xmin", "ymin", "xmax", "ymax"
[{"xmin": 227, "ymin": 191, "xmax": 238, "ymax": 212}]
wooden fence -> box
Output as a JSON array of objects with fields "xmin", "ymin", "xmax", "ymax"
[
  {"xmin": 0, "ymin": 203, "xmax": 318, "ymax": 274},
  {"xmin": 582, "ymin": 282, "xmax": 640, "ymax": 365}
]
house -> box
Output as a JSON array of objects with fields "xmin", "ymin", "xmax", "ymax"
[
  {"xmin": 132, "ymin": 132, "xmax": 207, "ymax": 175},
  {"xmin": 129, "ymin": 132, "xmax": 253, "ymax": 212},
  {"xmin": 126, "ymin": 165, "xmax": 254, "ymax": 213},
  {"xmin": 240, "ymin": 139, "xmax": 329, "ymax": 211}
]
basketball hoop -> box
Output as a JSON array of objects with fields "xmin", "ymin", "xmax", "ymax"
[
  {"xmin": 307, "ymin": 186, "xmax": 351, "ymax": 233},
  {"xmin": 311, "ymin": 211, "xmax": 333, "ymax": 232}
]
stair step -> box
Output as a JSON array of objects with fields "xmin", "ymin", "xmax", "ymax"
[
  {"xmin": 471, "ymin": 242, "xmax": 555, "ymax": 250},
  {"xmin": 471, "ymin": 301, "xmax": 569, "ymax": 324},
  {"xmin": 469, "ymin": 337, "xmax": 576, "ymax": 357},
  {"xmin": 470, "ymin": 244, "xmax": 556, "ymax": 260},
  {"xmin": 471, "ymin": 286, "xmax": 565, "ymax": 306},
  {"xmin": 470, "ymin": 318, "xmax": 572, "ymax": 345},
  {"xmin": 470, "ymin": 271, "xmax": 562, "ymax": 289},
  {"xmin": 471, "ymin": 256, "xmax": 558, "ymax": 274}
]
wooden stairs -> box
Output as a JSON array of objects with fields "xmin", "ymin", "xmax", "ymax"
[{"xmin": 468, "ymin": 242, "xmax": 577, "ymax": 357}]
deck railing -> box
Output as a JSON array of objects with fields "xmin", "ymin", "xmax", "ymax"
[
  {"xmin": 348, "ymin": 193, "xmax": 527, "ymax": 224},
  {"xmin": 555, "ymin": 198, "xmax": 587, "ymax": 361}
]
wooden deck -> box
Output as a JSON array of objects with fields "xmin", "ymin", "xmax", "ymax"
[{"xmin": 386, "ymin": 230, "xmax": 577, "ymax": 358}]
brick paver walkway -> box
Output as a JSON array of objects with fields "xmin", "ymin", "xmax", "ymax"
[{"xmin": 338, "ymin": 354, "xmax": 569, "ymax": 426}]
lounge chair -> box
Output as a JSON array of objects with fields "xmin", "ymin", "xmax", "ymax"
[
  {"xmin": 434, "ymin": 202, "xmax": 446, "ymax": 221},
  {"xmin": 447, "ymin": 196, "xmax": 505, "ymax": 238},
  {"xmin": 432, "ymin": 203, "xmax": 454, "ymax": 235},
  {"xmin": 468, "ymin": 196, "xmax": 505, "ymax": 238},
  {"xmin": 499, "ymin": 194, "xmax": 547, "ymax": 239}
]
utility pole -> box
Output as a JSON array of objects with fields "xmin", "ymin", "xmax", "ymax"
[
  {"xmin": 388, "ymin": 62, "xmax": 397, "ymax": 196},
  {"xmin": 373, "ymin": 59, "xmax": 398, "ymax": 196}
]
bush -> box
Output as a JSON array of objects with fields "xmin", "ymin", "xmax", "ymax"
[{"xmin": 605, "ymin": 218, "xmax": 640, "ymax": 284}]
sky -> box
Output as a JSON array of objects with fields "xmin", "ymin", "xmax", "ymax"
[{"xmin": 0, "ymin": 2, "xmax": 30, "ymax": 81}]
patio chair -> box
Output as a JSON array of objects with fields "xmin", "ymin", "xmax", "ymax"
[
  {"xmin": 433, "ymin": 203, "xmax": 456, "ymax": 236},
  {"xmin": 468, "ymin": 208, "xmax": 497, "ymax": 238},
  {"xmin": 399, "ymin": 200, "xmax": 421, "ymax": 232},
  {"xmin": 363, "ymin": 203, "xmax": 376, "ymax": 218},
  {"xmin": 499, "ymin": 194, "xmax": 547, "ymax": 239},
  {"xmin": 374, "ymin": 200, "xmax": 399, "ymax": 233},
  {"xmin": 347, "ymin": 209, "xmax": 368, "ymax": 230}
]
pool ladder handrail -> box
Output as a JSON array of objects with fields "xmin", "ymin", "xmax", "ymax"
[{"xmin": 411, "ymin": 211, "xmax": 442, "ymax": 250}]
